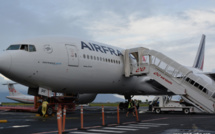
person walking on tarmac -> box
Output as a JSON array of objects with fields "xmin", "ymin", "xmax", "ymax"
[
  {"xmin": 42, "ymin": 98, "xmax": 49, "ymax": 117},
  {"xmin": 126, "ymin": 99, "xmax": 135, "ymax": 117}
]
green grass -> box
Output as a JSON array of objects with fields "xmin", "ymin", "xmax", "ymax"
[
  {"xmin": 1, "ymin": 102, "xmax": 33, "ymax": 106},
  {"xmin": 1, "ymin": 102, "xmax": 149, "ymax": 107},
  {"xmin": 89, "ymin": 103, "xmax": 148, "ymax": 107}
]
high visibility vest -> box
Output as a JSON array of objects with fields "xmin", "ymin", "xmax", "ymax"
[
  {"xmin": 128, "ymin": 101, "xmax": 133, "ymax": 108},
  {"xmin": 42, "ymin": 101, "xmax": 48, "ymax": 107}
]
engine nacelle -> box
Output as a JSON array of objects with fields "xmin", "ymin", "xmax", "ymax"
[{"xmin": 76, "ymin": 94, "xmax": 97, "ymax": 104}]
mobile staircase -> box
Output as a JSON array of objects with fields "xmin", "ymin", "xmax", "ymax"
[{"xmin": 124, "ymin": 47, "xmax": 215, "ymax": 113}]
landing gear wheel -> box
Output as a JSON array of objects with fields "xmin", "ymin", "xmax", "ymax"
[
  {"xmin": 155, "ymin": 108, "xmax": 161, "ymax": 114},
  {"xmin": 183, "ymin": 108, "xmax": 190, "ymax": 114},
  {"xmin": 47, "ymin": 106, "xmax": 53, "ymax": 116}
]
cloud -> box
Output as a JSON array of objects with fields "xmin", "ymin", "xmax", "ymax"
[{"xmin": 84, "ymin": 9, "xmax": 215, "ymax": 72}]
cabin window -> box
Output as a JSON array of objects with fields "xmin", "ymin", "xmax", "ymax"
[
  {"xmin": 87, "ymin": 55, "xmax": 89, "ymax": 59},
  {"xmin": 83, "ymin": 54, "xmax": 86, "ymax": 59},
  {"xmin": 199, "ymin": 85, "xmax": 203, "ymax": 90},
  {"xmin": 185, "ymin": 77, "xmax": 190, "ymax": 82},
  {"xmin": 190, "ymin": 79, "xmax": 195, "ymax": 85},
  {"xmin": 203, "ymin": 88, "xmax": 207, "ymax": 93},
  {"xmin": 7, "ymin": 45, "xmax": 20, "ymax": 50},
  {"xmin": 194, "ymin": 82, "xmax": 199, "ymax": 88}
]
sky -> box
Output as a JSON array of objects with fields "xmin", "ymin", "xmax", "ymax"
[{"xmin": 0, "ymin": 0, "xmax": 215, "ymax": 102}]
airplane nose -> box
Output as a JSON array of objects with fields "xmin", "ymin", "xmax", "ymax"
[{"xmin": 0, "ymin": 52, "xmax": 12, "ymax": 75}]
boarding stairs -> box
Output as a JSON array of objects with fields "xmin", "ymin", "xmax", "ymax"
[{"xmin": 124, "ymin": 47, "xmax": 215, "ymax": 113}]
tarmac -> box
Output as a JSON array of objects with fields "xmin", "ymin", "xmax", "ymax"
[{"xmin": 0, "ymin": 106, "xmax": 215, "ymax": 134}]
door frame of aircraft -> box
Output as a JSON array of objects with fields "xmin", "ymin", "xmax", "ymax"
[{"xmin": 65, "ymin": 44, "xmax": 79, "ymax": 67}]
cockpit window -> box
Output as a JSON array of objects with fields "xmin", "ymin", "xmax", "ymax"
[
  {"xmin": 7, "ymin": 45, "xmax": 20, "ymax": 50},
  {"xmin": 29, "ymin": 45, "xmax": 36, "ymax": 52},
  {"xmin": 7, "ymin": 44, "xmax": 36, "ymax": 52},
  {"xmin": 20, "ymin": 45, "xmax": 28, "ymax": 51}
]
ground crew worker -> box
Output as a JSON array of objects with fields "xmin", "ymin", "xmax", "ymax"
[
  {"xmin": 126, "ymin": 99, "xmax": 135, "ymax": 117},
  {"xmin": 42, "ymin": 99, "xmax": 49, "ymax": 117}
]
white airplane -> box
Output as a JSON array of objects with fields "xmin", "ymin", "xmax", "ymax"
[
  {"xmin": 0, "ymin": 34, "xmax": 214, "ymax": 109},
  {"xmin": 3, "ymin": 83, "xmax": 34, "ymax": 104}
]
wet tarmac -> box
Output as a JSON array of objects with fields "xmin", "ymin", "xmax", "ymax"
[{"xmin": 0, "ymin": 106, "xmax": 215, "ymax": 134}]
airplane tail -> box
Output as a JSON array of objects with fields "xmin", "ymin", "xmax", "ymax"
[
  {"xmin": 3, "ymin": 83, "xmax": 23, "ymax": 96},
  {"xmin": 192, "ymin": 34, "xmax": 205, "ymax": 71}
]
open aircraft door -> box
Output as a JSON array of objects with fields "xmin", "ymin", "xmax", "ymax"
[{"xmin": 65, "ymin": 44, "xmax": 79, "ymax": 67}]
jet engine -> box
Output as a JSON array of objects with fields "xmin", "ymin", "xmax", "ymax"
[{"xmin": 75, "ymin": 93, "xmax": 97, "ymax": 104}]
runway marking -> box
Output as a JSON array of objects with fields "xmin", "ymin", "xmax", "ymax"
[
  {"xmin": 141, "ymin": 117, "xmax": 168, "ymax": 122},
  {"xmin": 83, "ymin": 126, "xmax": 102, "ymax": 129},
  {"xmin": 116, "ymin": 125, "xmax": 149, "ymax": 129},
  {"xmin": 37, "ymin": 122, "xmax": 167, "ymax": 134},
  {"xmin": 70, "ymin": 132, "xmax": 103, "ymax": 134},
  {"xmin": 128, "ymin": 124, "xmax": 160, "ymax": 127},
  {"xmin": 88, "ymin": 129, "xmax": 125, "ymax": 133},
  {"xmin": 12, "ymin": 125, "xmax": 30, "ymax": 128},
  {"xmin": 103, "ymin": 127, "xmax": 138, "ymax": 131},
  {"xmin": 139, "ymin": 123, "xmax": 169, "ymax": 125}
]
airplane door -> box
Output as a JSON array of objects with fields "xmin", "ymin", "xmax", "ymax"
[{"xmin": 65, "ymin": 44, "xmax": 79, "ymax": 67}]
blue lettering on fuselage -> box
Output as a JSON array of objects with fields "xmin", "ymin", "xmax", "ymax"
[
  {"xmin": 81, "ymin": 41, "xmax": 123, "ymax": 56},
  {"xmin": 81, "ymin": 41, "xmax": 92, "ymax": 50}
]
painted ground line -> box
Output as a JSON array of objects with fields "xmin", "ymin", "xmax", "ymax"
[
  {"xmin": 88, "ymin": 129, "xmax": 125, "ymax": 133},
  {"xmin": 128, "ymin": 124, "xmax": 160, "ymax": 127},
  {"xmin": 12, "ymin": 125, "xmax": 30, "ymax": 128},
  {"xmin": 139, "ymin": 123, "xmax": 169, "ymax": 125},
  {"xmin": 116, "ymin": 126, "xmax": 149, "ymax": 129},
  {"xmin": 103, "ymin": 127, "xmax": 138, "ymax": 131},
  {"xmin": 70, "ymin": 132, "xmax": 103, "ymax": 134},
  {"xmin": 141, "ymin": 117, "xmax": 168, "ymax": 122}
]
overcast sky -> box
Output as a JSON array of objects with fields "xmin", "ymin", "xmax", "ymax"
[{"xmin": 0, "ymin": 0, "xmax": 215, "ymax": 102}]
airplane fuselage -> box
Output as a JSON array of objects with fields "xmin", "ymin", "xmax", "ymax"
[{"xmin": 0, "ymin": 37, "xmax": 164, "ymax": 96}]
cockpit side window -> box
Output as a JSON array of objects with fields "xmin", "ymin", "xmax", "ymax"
[
  {"xmin": 20, "ymin": 45, "xmax": 28, "ymax": 51},
  {"xmin": 29, "ymin": 45, "xmax": 36, "ymax": 52},
  {"xmin": 7, "ymin": 45, "xmax": 20, "ymax": 50}
]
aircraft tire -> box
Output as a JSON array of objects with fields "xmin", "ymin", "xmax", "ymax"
[
  {"xmin": 47, "ymin": 106, "xmax": 53, "ymax": 116},
  {"xmin": 183, "ymin": 108, "xmax": 190, "ymax": 114},
  {"xmin": 155, "ymin": 108, "xmax": 161, "ymax": 114}
]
